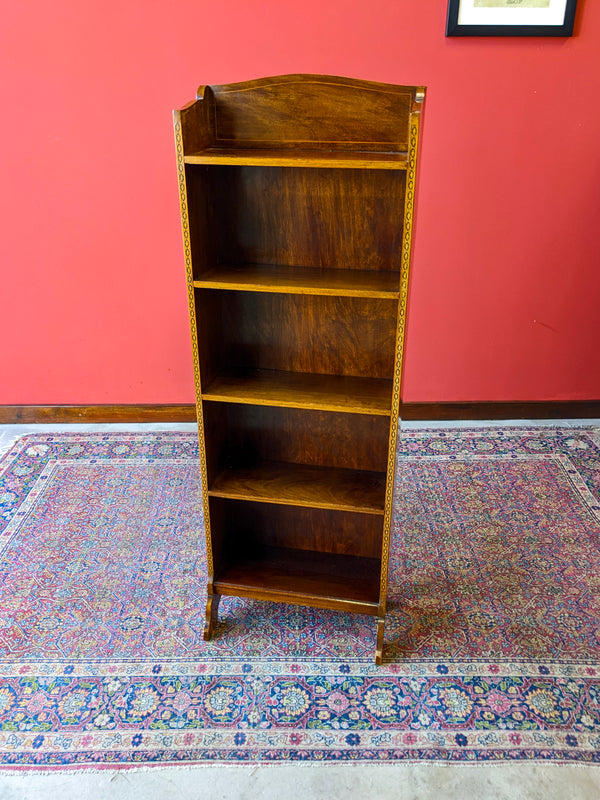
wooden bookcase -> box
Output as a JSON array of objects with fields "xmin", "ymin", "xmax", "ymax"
[{"xmin": 174, "ymin": 75, "xmax": 424, "ymax": 664}]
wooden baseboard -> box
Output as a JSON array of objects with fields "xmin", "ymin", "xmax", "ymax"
[
  {"xmin": 0, "ymin": 401, "xmax": 599, "ymax": 424},
  {"xmin": 400, "ymin": 400, "xmax": 600, "ymax": 421},
  {"xmin": 0, "ymin": 406, "xmax": 197, "ymax": 424}
]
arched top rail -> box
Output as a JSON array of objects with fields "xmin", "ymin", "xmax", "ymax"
[{"xmin": 177, "ymin": 74, "xmax": 425, "ymax": 155}]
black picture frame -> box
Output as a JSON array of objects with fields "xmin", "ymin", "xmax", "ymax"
[{"xmin": 446, "ymin": 0, "xmax": 577, "ymax": 36}]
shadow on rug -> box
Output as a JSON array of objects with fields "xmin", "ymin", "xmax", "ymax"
[{"xmin": 0, "ymin": 427, "xmax": 599, "ymax": 768}]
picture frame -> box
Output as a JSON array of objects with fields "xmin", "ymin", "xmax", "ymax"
[{"xmin": 446, "ymin": 0, "xmax": 578, "ymax": 37}]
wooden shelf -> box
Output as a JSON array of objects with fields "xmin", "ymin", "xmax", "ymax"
[
  {"xmin": 194, "ymin": 264, "xmax": 400, "ymax": 298},
  {"xmin": 209, "ymin": 461, "xmax": 386, "ymax": 514},
  {"xmin": 184, "ymin": 147, "xmax": 409, "ymax": 170},
  {"xmin": 215, "ymin": 546, "xmax": 380, "ymax": 615},
  {"xmin": 202, "ymin": 369, "xmax": 393, "ymax": 415}
]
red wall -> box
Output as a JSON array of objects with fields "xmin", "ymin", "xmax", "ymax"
[{"xmin": 1, "ymin": 0, "xmax": 598, "ymax": 404}]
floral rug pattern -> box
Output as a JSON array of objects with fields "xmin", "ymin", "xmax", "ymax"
[{"xmin": 0, "ymin": 428, "xmax": 599, "ymax": 768}]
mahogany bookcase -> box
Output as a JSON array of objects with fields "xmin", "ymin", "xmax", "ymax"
[{"xmin": 174, "ymin": 75, "xmax": 425, "ymax": 663}]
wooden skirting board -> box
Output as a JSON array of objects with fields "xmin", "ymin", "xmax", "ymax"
[
  {"xmin": 0, "ymin": 406, "xmax": 197, "ymax": 423},
  {"xmin": 0, "ymin": 402, "xmax": 599, "ymax": 424}
]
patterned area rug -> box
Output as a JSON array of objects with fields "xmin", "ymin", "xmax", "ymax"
[{"xmin": 1, "ymin": 427, "xmax": 600, "ymax": 769}]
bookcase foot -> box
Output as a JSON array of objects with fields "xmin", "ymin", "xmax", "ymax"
[
  {"xmin": 374, "ymin": 616, "xmax": 385, "ymax": 665},
  {"xmin": 203, "ymin": 591, "xmax": 221, "ymax": 641}
]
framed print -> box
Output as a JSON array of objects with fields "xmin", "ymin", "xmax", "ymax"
[{"xmin": 446, "ymin": 0, "xmax": 578, "ymax": 36}]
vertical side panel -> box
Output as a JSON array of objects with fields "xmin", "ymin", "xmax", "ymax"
[
  {"xmin": 378, "ymin": 95, "xmax": 424, "ymax": 661},
  {"xmin": 173, "ymin": 107, "xmax": 214, "ymax": 577}
]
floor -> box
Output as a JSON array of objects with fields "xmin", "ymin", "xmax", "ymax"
[{"xmin": 1, "ymin": 420, "xmax": 600, "ymax": 800}]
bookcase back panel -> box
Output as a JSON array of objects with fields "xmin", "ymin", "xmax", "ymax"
[
  {"xmin": 185, "ymin": 167, "xmax": 215, "ymax": 278},
  {"xmin": 203, "ymin": 403, "xmax": 390, "ymax": 477},
  {"xmin": 209, "ymin": 166, "xmax": 406, "ymax": 272},
  {"xmin": 195, "ymin": 289, "xmax": 397, "ymax": 380},
  {"xmin": 210, "ymin": 498, "xmax": 383, "ymax": 560}
]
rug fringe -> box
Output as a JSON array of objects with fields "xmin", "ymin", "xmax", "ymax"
[{"xmin": 0, "ymin": 758, "xmax": 598, "ymax": 776}]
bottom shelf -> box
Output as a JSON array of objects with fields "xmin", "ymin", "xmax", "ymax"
[{"xmin": 214, "ymin": 546, "xmax": 381, "ymax": 616}]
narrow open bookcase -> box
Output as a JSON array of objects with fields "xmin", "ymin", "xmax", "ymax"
[{"xmin": 174, "ymin": 74, "xmax": 425, "ymax": 663}]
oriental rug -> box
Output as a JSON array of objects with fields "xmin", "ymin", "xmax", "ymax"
[{"xmin": 0, "ymin": 427, "xmax": 600, "ymax": 769}]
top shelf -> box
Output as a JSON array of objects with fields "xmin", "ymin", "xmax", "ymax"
[{"xmin": 184, "ymin": 148, "xmax": 409, "ymax": 170}]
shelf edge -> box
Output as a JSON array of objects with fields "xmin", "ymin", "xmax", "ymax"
[
  {"xmin": 193, "ymin": 278, "xmax": 400, "ymax": 299},
  {"xmin": 184, "ymin": 149, "xmax": 409, "ymax": 170},
  {"xmin": 207, "ymin": 488, "xmax": 385, "ymax": 515},
  {"xmin": 201, "ymin": 392, "xmax": 391, "ymax": 416}
]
